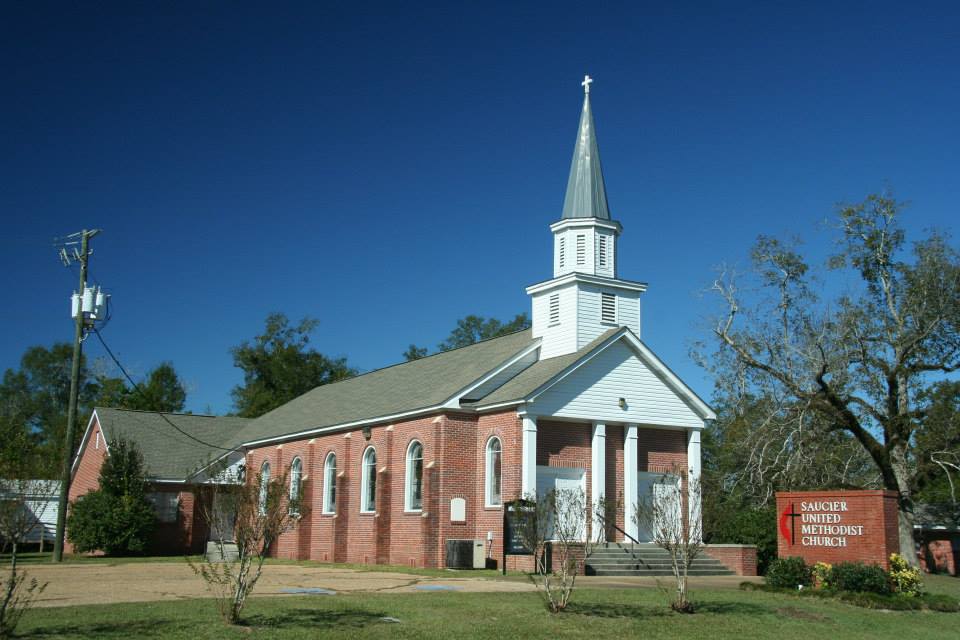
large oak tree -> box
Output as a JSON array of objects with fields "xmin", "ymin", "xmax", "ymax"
[{"xmin": 705, "ymin": 193, "xmax": 960, "ymax": 563}]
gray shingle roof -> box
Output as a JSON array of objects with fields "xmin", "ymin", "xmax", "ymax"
[
  {"xmin": 94, "ymin": 408, "xmax": 251, "ymax": 480},
  {"xmin": 467, "ymin": 328, "xmax": 620, "ymax": 408},
  {"xmin": 234, "ymin": 329, "xmax": 536, "ymax": 445}
]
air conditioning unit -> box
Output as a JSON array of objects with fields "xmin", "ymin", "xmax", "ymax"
[{"xmin": 445, "ymin": 539, "xmax": 486, "ymax": 569}]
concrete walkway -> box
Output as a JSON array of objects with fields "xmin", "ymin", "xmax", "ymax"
[{"xmin": 22, "ymin": 562, "xmax": 760, "ymax": 608}]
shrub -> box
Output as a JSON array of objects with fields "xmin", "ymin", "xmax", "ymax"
[
  {"xmin": 705, "ymin": 503, "xmax": 777, "ymax": 574},
  {"xmin": 765, "ymin": 557, "xmax": 812, "ymax": 589},
  {"xmin": 888, "ymin": 553, "xmax": 923, "ymax": 596},
  {"xmin": 67, "ymin": 438, "xmax": 156, "ymax": 556},
  {"xmin": 828, "ymin": 562, "xmax": 890, "ymax": 595},
  {"xmin": 811, "ymin": 562, "xmax": 832, "ymax": 589}
]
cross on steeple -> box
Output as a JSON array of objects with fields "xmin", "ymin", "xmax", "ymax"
[{"xmin": 581, "ymin": 74, "xmax": 593, "ymax": 94}]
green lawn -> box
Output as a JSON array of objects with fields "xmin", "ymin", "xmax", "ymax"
[{"xmin": 18, "ymin": 584, "xmax": 959, "ymax": 639}]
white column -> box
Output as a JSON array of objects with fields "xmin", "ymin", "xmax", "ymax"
[
  {"xmin": 687, "ymin": 428, "xmax": 703, "ymax": 543},
  {"xmin": 521, "ymin": 415, "xmax": 537, "ymax": 498},
  {"xmin": 624, "ymin": 423, "xmax": 639, "ymax": 542},
  {"xmin": 591, "ymin": 422, "xmax": 606, "ymax": 543}
]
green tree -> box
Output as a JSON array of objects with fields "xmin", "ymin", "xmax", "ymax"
[
  {"xmin": 94, "ymin": 363, "xmax": 187, "ymax": 413},
  {"xmin": 231, "ymin": 313, "xmax": 356, "ymax": 418},
  {"xmin": 0, "ymin": 344, "xmax": 98, "ymax": 468},
  {"xmin": 703, "ymin": 192, "xmax": 960, "ymax": 564},
  {"xmin": 404, "ymin": 313, "xmax": 530, "ymax": 361},
  {"xmin": 914, "ymin": 380, "xmax": 960, "ymax": 504},
  {"xmin": 67, "ymin": 438, "xmax": 156, "ymax": 555}
]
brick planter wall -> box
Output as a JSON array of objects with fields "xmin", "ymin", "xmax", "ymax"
[{"xmin": 704, "ymin": 544, "xmax": 757, "ymax": 576}]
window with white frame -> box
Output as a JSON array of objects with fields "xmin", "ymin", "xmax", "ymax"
[
  {"xmin": 147, "ymin": 492, "xmax": 179, "ymax": 523},
  {"xmin": 558, "ymin": 237, "xmax": 565, "ymax": 269},
  {"xmin": 405, "ymin": 440, "xmax": 423, "ymax": 511},
  {"xmin": 258, "ymin": 461, "xmax": 271, "ymax": 515},
  {"xmin": 485, "ymin": 437, "xmax": 502, "ymax": 506},
  {"xmin": 288, "ymin": 457, "xmax": 302, "ymax": 515},
  {"xmin": 576, "ymin": 234, "xmax": 586, "ymax": 265},
  {"xmin": 322, "ymin": 452, "xmax": 336, "ymax": 514},
  {"xmin": 598, "ymin": 235, "xmax": 608, "ymax": 269},
  {"xmin": 549, "ymin": 293, "xmax": 560, "ymax": 326},
  {"xmin": 361, "ymin": 447, "xmax": 377, "ymax": 513}
]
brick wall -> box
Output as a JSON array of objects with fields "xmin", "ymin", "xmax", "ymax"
[
  {"xmin": 918, "ymin": 533, "xmax": 959, "ymax": 576},
  {"xmin": 776, "ymin": 490, "xmax": 899, "ymax": 570},
  {"xmin": 705, "ymin": 544, "xmax": 757, "ymax": 576}
]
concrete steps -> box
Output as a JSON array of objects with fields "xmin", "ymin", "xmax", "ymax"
[{"xmin": 585, "ymin": 543, "xmax": 734, "ymax": 577}]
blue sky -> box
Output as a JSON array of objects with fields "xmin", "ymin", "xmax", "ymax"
[{"xmin": 3, "ymin": 1, "xmax": 958, "ymax": 414}]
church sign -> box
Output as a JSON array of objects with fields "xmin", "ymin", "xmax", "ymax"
[{"xmin": 775, "ymin": 490, "xmax": 900, "ymax": 570}]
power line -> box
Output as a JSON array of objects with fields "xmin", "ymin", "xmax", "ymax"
[{"xmin": 91, "ymin": 328, "xmax": 239, "ymax": 453}]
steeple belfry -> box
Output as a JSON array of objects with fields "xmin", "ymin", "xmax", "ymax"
[
  {"xmin": 528, "ymin": 76, "xmax": 646, "ymax": 359},
  {"xmin": 562, "ymin": 75, "xmax": 611, "ymax": 221}
]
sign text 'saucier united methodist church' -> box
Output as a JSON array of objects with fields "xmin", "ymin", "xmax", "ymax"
[{"xmin": 776, "ymin": 490, "xmax": 900, "ymax": 570}]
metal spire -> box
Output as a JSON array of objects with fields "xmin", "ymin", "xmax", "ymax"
[{"xmin": 561, "ymin": 75, "xmax": 610, "ymax": 220}]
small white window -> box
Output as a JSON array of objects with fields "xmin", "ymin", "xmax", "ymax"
[
  {"xmin": 405, "ymin": 440, "xmax": 424, "ymax": 511},
  {"xmin": 288, "ymin": 457, "xmax": 302, "ymax": 515},
  {"xmin": 94, "ymin": 431, "xmax": 101, "ymax": 449},
  {"xmin": 576, "ymin": 234, "xmax": 586, "ymax": 265},
  {"xmin": 601, "ymin": 292, "xmax": 616, "ymax": 324},
  {"xmin": 549, "ymin": 294, "xmax": 560, "ymax": 326},
  {"xmin": 361, "ymin": 447, "xmax": 377, "ymax": 513},
  {"xmin": 147, "ymin": 492, "xmax": 179, "ymax": 523},
  {"xmin": 485, "ymin": 437, "xmax": 502, "ymax": 507},
  {"xmin": 322, "ymin": 452, "xmax": 336, "ymax": 514},
  {"xmin": 258, "ymin": 461, "xmax": 271, "ymax": 515},
  {"xmin": 558, "ymin": 237, "xmax": 565, "ymax": 269},
  {"xmin": 598, "ymin": 235, "xmax": 607, "ymax": 269}
]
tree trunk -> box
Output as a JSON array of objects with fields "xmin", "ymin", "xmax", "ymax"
[{"xmin": 889, "ymin": 445, "xmax": 920, "ymax": 567}]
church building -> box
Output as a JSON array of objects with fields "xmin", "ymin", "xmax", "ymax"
[{"xmin": 70, "ymin": 78, "xmax": 754, "ymax": 574}]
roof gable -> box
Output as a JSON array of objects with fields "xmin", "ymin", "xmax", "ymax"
[{"xmin": 471, "ymin": 328, "xmax": 715, "ymax": 424}]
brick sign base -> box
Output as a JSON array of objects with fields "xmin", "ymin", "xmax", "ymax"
[{"xmin": 776, "ymin": 490, "xmax": 899, "ymax": 570}]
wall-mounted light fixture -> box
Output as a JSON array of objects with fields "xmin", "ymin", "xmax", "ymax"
[
  {"xmin": 618, "ymin": 397, "xmax": 627, "ymax": 409},
  {"xmin": 362, "ymin": 426, "xmax": 372, "ymax": 441}
]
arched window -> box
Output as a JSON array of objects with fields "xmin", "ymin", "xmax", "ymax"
[
  {"xmin": 322, "ymin": 452, "xmax": 337, "ymax": 514},
  {"xmin": 288, "ymin": 457, "xmax": 302, "ymax": 515},
  {"xmin": 258, "ymin": 461, "xmax": 271, "ymax": 515},
  {"xmin": 485, "ymin": 437, "xmax": 502, "ymax": 506},
  {"xmin": 361, "ymin": 447, "xmax": 377, "ymax": 513},
  {"xmin": 405, "ymin": 440, "xmax": 424, "ymax": 511}
]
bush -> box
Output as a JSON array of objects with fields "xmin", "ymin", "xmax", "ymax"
[
  {"xmin": 828, "ymin": 562, "xmax": 890, "ymax": 595},
  {"xmin": 811, "ymin": 561, "xmax": 832, "ymax": 589},
  {"xmin": 765, "ymin": 557, "xmax": 812, "ymax": 589},
  {"xmin": 888, "ymin": 553, "xmax": 923, "ymax": 596},
  {"xmin": 67, "ymin": 438, "xmax": 156, "ymax": 556},
  {"xmin": 705, "ymin": 503, "xmax": 777, "ymax": 574}
]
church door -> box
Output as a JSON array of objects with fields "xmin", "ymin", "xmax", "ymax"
[
  {"xmin": 636, "ymin": 472, "xmax": 681, "ymax": 543},
  {"xmin": 536, "ymin": 466, "xmax": 587, "ymax": 542}
]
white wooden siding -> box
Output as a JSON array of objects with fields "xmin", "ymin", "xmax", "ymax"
[
  {"xmin": 528, "ymin": 339, "xmax": 704, "ymax": 427},
  {"xmin": 531, "ymin": 283, "xmax": 578, "ymax": 358},
  {"xmin": 594, "ymin": 230, "xmax": 616, "ymax": 278},
  {"xmin": 576, "ymin": 285, "xmax": 640, "ymax": 348}
]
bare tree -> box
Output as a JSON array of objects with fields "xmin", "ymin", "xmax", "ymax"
[
  {"xmin": 516, "ymin": 489, "xmax": 598, "ymax": 613},
  {"xmin": 188, "ymin": 466, "xmax": 303, "ymax": 625},
  {"xmin": 0, "ymin": 479, "xmax": 55, "ymax": 637},
  {"xmin": 634, "ymin": 467, "xmax": 702, "ymax": 613},
  {"xmin": 704, "ymin": 193, "xmax": 960, "ymax": 564}
]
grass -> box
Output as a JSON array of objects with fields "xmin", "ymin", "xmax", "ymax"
[{"xmin": 16, "ymin": 584, "xmax": 960, "ymax": 639}]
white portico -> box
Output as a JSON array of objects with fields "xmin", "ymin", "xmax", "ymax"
[{"xmin": 480, "ymin": 76, "xmax": 715, "ymax": 542}]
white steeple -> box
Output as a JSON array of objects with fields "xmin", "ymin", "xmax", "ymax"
[{"xmin": 528, "ymin": 77, "xmax": 646, "ymax": 359}]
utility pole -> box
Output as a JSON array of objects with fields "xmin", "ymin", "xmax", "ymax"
[{"xmin": 52, "ymin": 228, "xmax": 100, "ymax": 562}]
